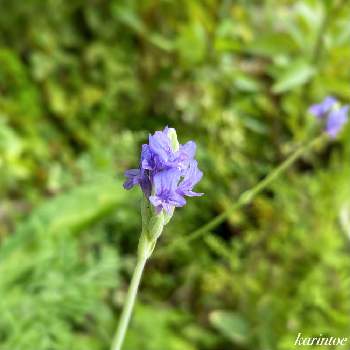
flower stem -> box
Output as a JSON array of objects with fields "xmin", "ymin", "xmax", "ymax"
[
  {"xmin": 111, "ymin": 251, "xmax": 148, "ymax": 350},
  {"xmin": 156, "ymin": 134, "xmax": 326, "ymax": 258}
]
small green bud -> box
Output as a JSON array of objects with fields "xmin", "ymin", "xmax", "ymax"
[
  {"xmin": 240, "ymin": 191, "xmax": 253, "ymax": 205},
  {"xmin": 147, "ymin": 211, "xmax": 164, "ymax": 241},
  {"xmin": 139, "ymin": 196, "xmax": 165, "ymax": 259},
  {"xmin": 137, "ymin": 231, "xmax": 155, "ymax": 259},
  {"xmin": 167, "ymin": 128, "xmax": 179, "ymax": 152}
]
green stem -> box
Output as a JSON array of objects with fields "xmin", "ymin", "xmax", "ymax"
[
  {"xmin": 111, "ymin": 199, "xmax": 164, "ymax": 350},
  {"xmin": 111, "ymin": 249, "xmax": 148, "ymax": 350},
  {"xmin": 156, "ymin": 134, "xmax": 326, "ymax": 258}
]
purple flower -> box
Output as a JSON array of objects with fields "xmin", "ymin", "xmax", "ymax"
[
  {"xmin": 309, "ymin": 96, "xmax": 349, "ymax": 137},
  {"xmin": 177, "ymin": 160, "xmax": 203, "ymax": 197},
  {"xmin": 326, "ymin": 106, "xmax": 349, "ymax": 138},
  {"xmin": 174, "ymin": 141, "xmax": 196, "ymax": 170},
  {"xmin": 309, "ymin": 96, "xmax": 337, "ymax": 119},
  {"xmin": 124, "ymin": 168, "xmax": 151, "ymax": 196},
  {"xmin": 149, "ymin": 169, "xmax": 186, "ymax": 213},
  {"xmin": 147, "ymin": 128, "xmax": 196, "ymax": 171},
  {"xmin": 123, "ymin": 169, "xmax": 141, "ymax": 190},
  {"xmin": 148, "ymin": 129, "xmax": 174, "ymax": 166},
  {"xmin": 123, "ymin": 127, "xmax": 203, "ymax": 214}
]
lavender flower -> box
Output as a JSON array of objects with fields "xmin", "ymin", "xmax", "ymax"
[
  {"xmin": 177, "ymin": 160, "xmax": 203, "ymax": 197},
  {"xmin": 309, "ymin": 96, "xmax": 349, "ymax": 137},
  {"xmin": 326, "ymin": 106, "xmax": 349, "ymax": 138},
  {"xmin": 123, "ymin": 169, "xmax": 141, "ymax": 190},
  {"xmin": 309, "ymin": 96, "xmax": 337, "ymax": 119},
  {"xmin": 149, "ymin": 169, "xmax": 186, "ymax": 213},
  {"xmin": 124, "ymin": 127, "xmax": 203, "ymax": 214}
]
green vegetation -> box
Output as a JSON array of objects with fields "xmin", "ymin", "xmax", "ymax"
[{"xmin": 1, "ymin": 0, "xmax": 350, "ymax": 349}]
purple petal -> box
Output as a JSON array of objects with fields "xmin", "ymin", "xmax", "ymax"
[
  {"xmin": 149, "ymin": 169, "xmax": 183, "ymax": 212},
  {"xmin": 123, "ymin": 179, "xmax": 135, "ymax": 190},
  {"xmin": 168, "ymin": 192, "xmax": 187, "ymax": 207},
  {"xmin": 309, "ymin": 96, "xmax": 337, "ymax": 119},
  {"xmin": 141, "ymin": 144, "xmax": 153, "ymax": 169},
  {"xmin": 125, "ymin": 169, "xmax": 140, "ymax": 176},
  {"xmin": 326, "ymin": 106, "xmax": 349, "ymax": 138},
  {"xmin": 177, "ymin": 160, "xmax": 203, "ymax": 196},
  {"xmin": 123, "ymin": 169, "xmax": 140, "ymax": 189},
  {"xmin": 153, "ymin": 169, "xmax": 181, "ymax": 193},
  {"xmin": 163, "ymin": 203, "xmax": 174, "ymax": 214},
  {"xmin": 149, "ymin": 130, "xmax": 173, "ymax": 163},
  {"xmin": 173, "ymin": 141, "xmax": 196, "ymax": 170},
  {"xmin": 180, "ymin": 141, "xmax": 196, "ymax": 159},
  {"xmin": 139, "ymin": 171, "xmax": 152, "ymax": 197},
  {"xmin": 149, "ymin": 195, "xmax": 162, "ymax": 207}
]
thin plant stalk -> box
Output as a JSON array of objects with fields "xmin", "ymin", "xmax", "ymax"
[
  {"xmin": 156, "ymin": 134, "xmax": 326, "ymax": 257},
  {"xmin": 111, "ymin": 245, "xmax": 148, "ymax": 350}
]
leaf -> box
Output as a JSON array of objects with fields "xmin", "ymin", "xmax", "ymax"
[
  {"xmin": 125, "ymin": 304, "xmax": 197, "ymax": 350},
  {"xmin": 113, "ymin": 5, "xmax": 174, "ymax": 52},
  {"xmin": 176, "ymin": 21, "xmax": 207, "ymax": 64},
  {"xmin": 209, "ymin": 310, "xmax": 250, "ymax": 345},
  {"xmin": 272, "ymin": 60, "xmax": 315, "ymax": 93},
  {"xmin": 0, "ymin": 177, "xmax": 136, "ymax": 261},
  {"xmin": 234, "ymin": 74, "xmax": 262, "ymax": 93},
  {"xmin": 246, "ymin": 33, "xmax": 298, "ymax": 57},
  {"xmin": 340, "ymin": 204, "xmax": 350, "ymax": 240}
]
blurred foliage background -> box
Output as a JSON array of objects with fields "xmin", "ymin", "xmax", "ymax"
[{"xmin": 1, "ymin": 0, "xmax": 350, "ymax": 349}]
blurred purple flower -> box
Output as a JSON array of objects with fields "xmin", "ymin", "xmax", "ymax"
[
  {"xmin": 123, "ymin": 127, "xmax": 203, "ymax": 213},
  {"xmin": 326, "ymin": 106, "xmax": 349, "ymax": 138},
  {"xmin": 309, "ymin": 96, "xmax": 337, "ymax": 119},
  {"xmin": 309, "ymin": 96, "xmax": 349, "ymax": 137}
]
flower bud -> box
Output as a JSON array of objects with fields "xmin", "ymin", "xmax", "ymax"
[
  {"xmin": 166, "ymin": 127, "xmax": 179, "ymax": 152},
  {"xmin": 147, "ymin": 212, "xmax": 164, "ymax": 241}
]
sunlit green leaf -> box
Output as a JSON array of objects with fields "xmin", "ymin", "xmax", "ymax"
[
  {"xmin": 209, "ymin": 311, "xmax": 250, "ymax": 345},
  {"xmin": 272, "ymin": 60, "xmax": 315, "ymax": 93}
]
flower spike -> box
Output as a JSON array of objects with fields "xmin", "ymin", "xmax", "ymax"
[
  {"xmin": 309, "ymin": 96, "xmax": 349, "ymax": 137},
  {"xmin": 124, "ymin": 127, "xmax": 203, "ymax": 215}
]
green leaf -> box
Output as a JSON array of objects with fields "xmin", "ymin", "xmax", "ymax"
[
  {"xmin": 0, "ymin": 177, "xmax": 135, "ymax": 261},
  {"xmin": 209, "ymin": 310, "xmax": 250, "ymax": 345},
  {"xmin": 125, "ymin": 304, "xmax": 197, "ymax": 350},
  {"xmin": 246, "ymin": 33, "xmax": 298, "ymax": 57},
  {"xmin": 272, "ymin": 60, "xmax": 315, "ymax": 93}
]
